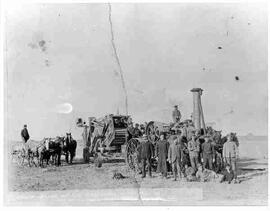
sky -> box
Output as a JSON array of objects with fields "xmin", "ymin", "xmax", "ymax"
[{"xmin": 5, "ymin": 2, "xmax": 268, "ymax": 141}]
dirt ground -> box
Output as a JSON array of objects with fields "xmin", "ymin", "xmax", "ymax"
[{"xmin": 5, "ymin": 137, "xmax": 268, "ymax": 205}]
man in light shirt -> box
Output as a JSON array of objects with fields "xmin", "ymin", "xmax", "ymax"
[{"xmin": 222, "ymin": 133, "xmax": 239, "ymax": 183}]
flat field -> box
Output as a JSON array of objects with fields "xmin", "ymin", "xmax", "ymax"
[{"xmin": 5, "ymin": 136, "xmax": 268, "ymax": 205}]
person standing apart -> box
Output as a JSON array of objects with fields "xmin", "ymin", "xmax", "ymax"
[
  {"xmin": 172, "ymin": 105, "xmax": 181, "ymax": 124},
  {"xmin": 222, "ymin": 134, "xmax": 239, "ymax": 183},
  {"xmin": 156, "ymin": 132, "xmax": 170, "ymax": 178},
  {"xmin": 21, "ymin": 124, "xmax": 30, "ymax": 143},
  {"xmin": 187, "ymin": 134, "xmax": 200, "ymax": 171},
  {"xmin": 21, "ymin": 124, "xmax": 30, "ymax": 155}
]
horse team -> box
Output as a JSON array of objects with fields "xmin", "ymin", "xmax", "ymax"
[{"xmin": 19, "ymin": 133, "xmax": 77, "ymax": 168}]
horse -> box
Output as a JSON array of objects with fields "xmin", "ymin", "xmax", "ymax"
[
  {"xmin": 36, "ymin": 139, "xmax": 50, "ymax": 168},
  {"xmin": 36, "ymin": 137, "xmax": 64, "ymax": 167},
  {"xmin": 63, "ymin": 133, "xmax": 77, "ymax": 164}
]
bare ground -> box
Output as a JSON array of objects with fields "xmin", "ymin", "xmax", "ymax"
[
  {"xmin": 5, "ymin": 138, "xmax": 268, "ymax": 205},
  {"xmin": 6, "ymin": 156, "xmax": 268, "ymax": 205}
]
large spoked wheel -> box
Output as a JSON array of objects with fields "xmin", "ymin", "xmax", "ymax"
[{"xmin": 125, "ymin": 138, "xmax": 140, "ymax": 172}]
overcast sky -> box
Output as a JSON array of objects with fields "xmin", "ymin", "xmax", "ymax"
[{"xmin": 5, "ymin": 2, "xmax": 267, "ymax": 140}]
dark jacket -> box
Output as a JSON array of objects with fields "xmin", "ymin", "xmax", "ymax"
[
  {"xmin": 139, "ymin": 141, "xmax": 154, "ymax": 159},
  {"xmin": 21, "ymin": 128, "xmax": 30, "ymax": 142},
  {"xmin": 221, "ymin": 169, "xmax": 234, "ymax": 183},
  {"xmin": 127, "ymin": 126, "xmax": 134, "ymax": 140},
  {"xmin": 179, "ymin": 141, "xmax": 189, "ymax": 165},
  {"xmin": 201, "ymin": 141, "xmax": 215, "ymax": 156},
  {"xmin": 168, "ymin": 142, "xmax": 181, "ymax": 163},
  {"xmin": 133, "ymin": 128, "xmax": 142, "ymax": 138},
  {"xmin": 156, "ymin": 139, "xmax": 169, "ymax": 173}
]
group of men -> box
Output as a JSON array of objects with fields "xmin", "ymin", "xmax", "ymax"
[
  {"xmin": 138, "ymin": 131, "xmax": 239, "ymax": 183},
  {"xmin": 127, "ymin": 122, "xmax": 147, "ymax": 139},
  {"xmin": 137, "ymin": 105, "xmax": 239, "ymax": 184}
]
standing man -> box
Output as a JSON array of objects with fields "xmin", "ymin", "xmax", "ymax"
[
  {"xmin": 140, "ymin": 124, "xmax": 146, "ymax": 135},
  {"xmin": 187, "ymin": 122, "xmax": 196, "ymax": 141},
  {"xmin": 187, "ymin": 134, "xmax": 200, "ymax": 171},
  {"xmin": 201, "ymin": 136, "xmax": 215, "ymax": 170},
  {"xmin": 21, "ymin": 124, "xmax": 30, "ymax": 143},
  {"xmin": 177, "ymin": 132, "xmax": 190, "ymax": 174},
  {"xmin": 172, "ymin": 105, "xmax": 182, "ymax": 124},
  {"xmin": 181, "ymin": 122, "xmax": 188, "ymax": 139},
  {"xmin": 156, "ymin": 132, "xmax": 170, "ymax": 178},
  {"xmin": 134, "ymin": 123, "xmax": 142, "ymax": 138},
  {"xmin": 127, "ymin": 122, "xmax": 134, "ymax": 139},
  {"xmin": 138, "ymin": 135, "xmax": 154, "ymax": 178},
  {"xmin": 223, "ymin": 134, "xmax": 239, "ymax": 183},
  {"xmin": 168, "ymin": 136, "xmax": 182, "ymax": 181}
]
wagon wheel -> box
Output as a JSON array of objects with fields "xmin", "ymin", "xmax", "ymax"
[
  {"xmin": 125, "ymin": 138, "xmax": 140, "ymax": 172},
  {"xmin": 11, "ymin": 152, "xmax": 21, "ymax": 165},
  {"xmin": 145, "ymin": 121, "xmax": 158, "ymax": 143}
]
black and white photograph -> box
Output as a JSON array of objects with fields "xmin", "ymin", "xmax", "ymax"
[{"xmin": 2, "ymin": 0, "xmax": 268, "ymax": 206}]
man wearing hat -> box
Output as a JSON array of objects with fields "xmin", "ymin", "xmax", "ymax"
[
  {"xmin": 139, "ymin": 124, "xmax": 145, "ymax": 135},
  {"xmin": 187, "ymin": 134, "xmax": 200, "ymax": 171},
  {"xmin": 127, "ymin": 122, "xmax": 135, "ymax": 139},
  {"xmin": 21, "ymin": 124, "xmax": 30, "ymax": 143},
  {"xmin": 134, "ymin": 123, "xmax": 142, "ymax": 138},
  {"xmin": 187, "ymin": 122, "xmax": 196, "ymax": 141},
  {"xmin": 181, "ymin": 122, "xmax": 188, "ymax": 139},
  {"xmin": 168, "ymin": 136, "xmax": 182, "ymax": 181},
  {"xmin": 138, "ymin": 134, "xmax": 154, "ymax": 178},
  {"xmin": 172, "ymin": 105, "xmax": 181, "ymax": 124},
  {"xmin": 201, "ymin": 135, "xmax": 215, "ymax": 170},
  {"xmin": 156, "ymin": 132, "xmax": 170, "ymax": 178},
  {"xmin": 222, "ymin": 133, "xmax": 239, "ymax": 183}
]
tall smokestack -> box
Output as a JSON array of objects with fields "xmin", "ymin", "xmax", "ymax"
[{"xmin": 191, "ymin": 88, "xmax": 205, "ymax": 132}]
